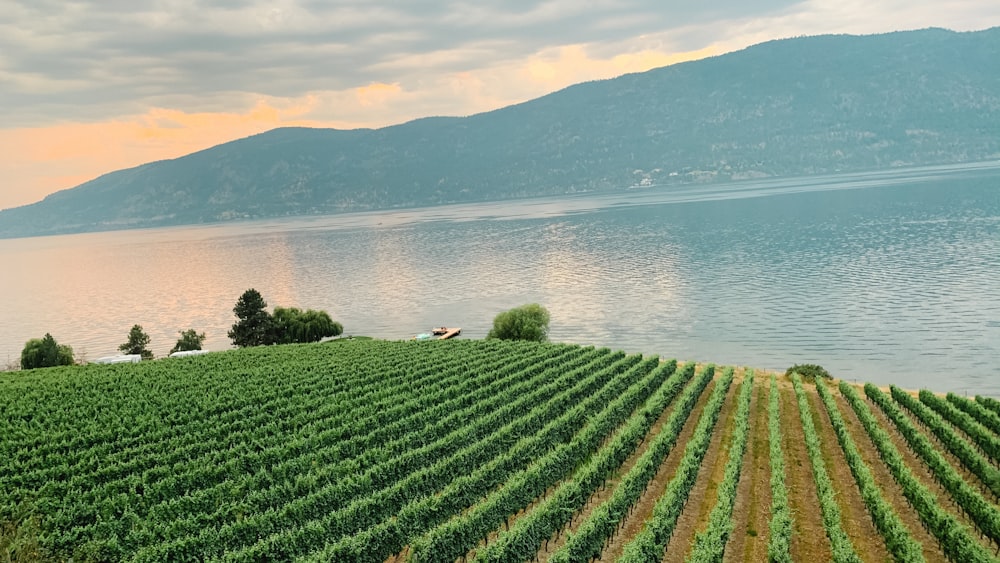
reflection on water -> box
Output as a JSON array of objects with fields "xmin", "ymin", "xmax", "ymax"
[{"xmin": 0, "ymin": 162, "xmax": 998, "ymax": 394}]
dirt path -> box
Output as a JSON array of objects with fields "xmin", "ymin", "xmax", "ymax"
[
  {"xmin": 777, "ymin": 381, "xmax": 832, "ymax": 561},
  {"xmin": 529, "ymin": 370, "xmax": 711, "ymax": 562},
  {"xmin": 832, "ymin": 387, "xmax": 947, "ymax": 561},
  {"xmin": 657, "ymin": 376, "xmax": 741, "ymax": 563},
  {"xmin": 725, "ymin": 380, "xmax": 770, "ymax": 563},
  {"xmin": 805, "ymin": 389, "xmax": 890, "ymax": 562}
]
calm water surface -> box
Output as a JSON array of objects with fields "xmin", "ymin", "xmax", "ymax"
[{"xmin": 1, "ymin": 163, "xmax": 998, "ymax": 393}]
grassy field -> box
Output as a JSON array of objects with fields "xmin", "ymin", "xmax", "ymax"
[{"xmin": 2, "ymin": 339, "xmax": 999, "ymax": 562}]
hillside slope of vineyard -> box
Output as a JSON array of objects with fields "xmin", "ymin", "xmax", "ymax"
[{"xmin": 2, "ymin": 339, "xmax": 998, "ymax": 562}]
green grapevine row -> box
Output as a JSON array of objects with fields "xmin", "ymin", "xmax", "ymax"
[
  {"xmin": 135, "ymin": 352, "xmax": 639, "ymax": 561},
  {"xmin": 977, "ymin": 396, "xmax": 1000, "ymax": 420},
  {"xmin": 766, "ymin": 376, "xmax": 792, "ymax": 563},
  {"xmin": 2, "ymin": 340, "xmax": 446, "ymax": 466},
  {"xmin": 948, "ymin": 394, "xmax": 1000, "ymax": 438},
  {"xmin": 792, "ymin": 374, "xmax": 861, "ymax": 563},
  {"xmin": 853, "ymin": 383, "xmax": 998, "ymax": 562},
  {"xmin": 469, "ymin": 362, "xmax": 708, "ymax": 563},
  {"xmin": 890, "ymin": 388, "xmax": 1000, "ymax": 499},
  {"xmin": 279, "ymin": 356, "xmax": 674, "ymax": 563},
  {"xmin": 883, "ymin": 386, "xmax": 1000, "ymax": 546},
  {"xmin": 616, "ymin": 367, "xmax": 736, "ymax": 563},
  {"xmin": 16, "ymin": 342, "xmax": 534, "ymax": 512},
  {"xmin": 398, "ymin": 356, "xmax": 669, "ymax": 563},
  {"xmin": 685, "ymin": 371, "xmax": 755, "ymax": 562},
  {"xmin": 815, "ymin": 379, "xmax": 924, "ymax": 562},
  {"xmin": 46, "ymin": 344, "xmax": 585, "ymax": 557},
  {"xmin": 919, "ymin": 390, "xmax": 1000, "ymax": 466},
  {"xmin": 119, "ymin": 344, "xmax": 586, "ymax": 539}
]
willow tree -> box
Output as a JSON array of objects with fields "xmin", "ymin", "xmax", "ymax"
[
  {"xmin": 487, "ymin": 303, "xmax": 550, "ymax": 342},
  {"xmin": 273, "ymin": 307, "xmax": 343, "ymax": 344}
]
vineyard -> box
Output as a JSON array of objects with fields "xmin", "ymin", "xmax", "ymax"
[{"xmin": 3, "ymin": 339, "xmax": 1000, "ymax": 562}]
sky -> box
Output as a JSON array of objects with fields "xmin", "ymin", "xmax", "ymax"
[{"xmin": 1, "ymin": 0, "xmax": 998, "ymax": 210}]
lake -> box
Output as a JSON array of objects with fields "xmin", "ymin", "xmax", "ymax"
[{"xmin": 1, "ymin": 162, "xmax": 998, "ymax": 394}]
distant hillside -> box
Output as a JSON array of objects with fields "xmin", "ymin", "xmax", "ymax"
[{"xmin": 2, "ymin": 27, "xmax": 999, "ymax": 238}]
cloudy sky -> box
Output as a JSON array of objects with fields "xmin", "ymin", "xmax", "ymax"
[{"xmin": 1, "ymin": 0, "xmax": 998, "ymax": 209}]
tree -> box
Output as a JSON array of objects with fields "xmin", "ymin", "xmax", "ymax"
[
  {"xmin": 118, "ymin": 324, "xmax": 153, "ymax": 360},
  {"xmin": 272, "ymin": 307, "xmax": 343, "ymax": 344},
  {"xmin": 228, "ymin": 288, "xmax": 276, "ymax": 348},
  {"xmin": 20, "ymin": 333, "xmax": 74, "ymax": 370},
  {"xmin": 170, "ymin": 329, "xmax": 206, "ymax": 354},
  {"xmin": 487, "ymin": 303, "xmax": 551, "ymax": 342}
]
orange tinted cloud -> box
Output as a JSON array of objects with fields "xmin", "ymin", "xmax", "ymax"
[
  {"xmin": 523, "ymin": 44, "xmax": 720, "ymax": 88},
  {"xmin": 0, "ymin": 99, "xmax": 344, "ymax": 209},
  {"xmin": 355, "ymin": 82, "xmax": 403, "ymax": 107}
]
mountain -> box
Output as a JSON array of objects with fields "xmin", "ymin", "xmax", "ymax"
[{"xmin": 2, "ymin": 27, "xmax": 999, "ymax": 238}]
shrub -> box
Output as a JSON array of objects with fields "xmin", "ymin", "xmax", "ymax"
[
  {"xmin": 20, "ymin": 334, "xmax": 75, "ymax": 370},
  {"xmin": 487, "ymin": 303, "xmax": 550, "ymax": 342},
  {"xmin": 785, "ymin": 363, "xmax": 831, "ymax": 381},
  {"xmin": 170, "ymin": 329, "xmax": 207, "ymax": 354},
  {"xmin": 119, "ymin": 325, "xmax": 153, "ymax": 360}
]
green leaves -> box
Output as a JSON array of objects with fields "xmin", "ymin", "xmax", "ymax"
[
  {"xmin": 687, "ymin": 370, "xmax": 754, "ymax": 563},
  {"xmin": 487, "ymin": 303, "xmax": 551, "ymax": 342},
  {"xmin": 766, "ymin": 375, "xmax": 793, "ymax": 563},
  {"xmin": 170, "ymin": 329, "xmax": 206, "ymax": 354},
  {"xmin": 19, "ymin": 333, "xmax": 74, "ymax": 370},
  {"xmin": 118, "ymin": 324, "xmax": 153, "ymax": 360},
  {"xmin": 791, "ymin": 373, "xmax": 861, "ymax": 563},
  {"xmin": 847, "ymin": 382, "xmax": 997, "ymax": 562},
  {"xmin": 816, "ymin": 379, "xmax": 923, "ymax": 562},
  {"xmin": 618, "ymin": 366, "xmax": 734, "ymax": 563}
]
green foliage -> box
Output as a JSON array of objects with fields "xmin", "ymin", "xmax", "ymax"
[
  {"xmin": 815, "ymin": 378, "xmax": 924, "ymax": 562},
  {"xmin": 118, "ymin": 324, "xmax": 153, "ymax": 360},
  {"xmin": 1, "ymin": 501, "xmax": 45, "ymax": 562},
  {"xmin": 472, "ymin": 361, "xmax": 694, "ymax": 563},
  {"xmin": 688, "ymin": 370, "xmax": 755, "ymax": 562},
  {"xmin": 8, "ymin": 339, "xmax": 999, "ymax": 562},
  {"xmin": 487, "ymin": 303, "xmax": 550, "ymax": 342},
  {"xmin": 228, "ymin": 288, "xmax": 277, "ymax": 348},
  {"xmin": 618, "ymin": 366, "xmax": 731, "ymax": 563},
  {"xmin": 847, "ymin": 382, "xmax": 996, "ymax": 561},
  {"xmin": 767, "ymin": 376, "xmax": 793, "ymax": 563},
  {"xmin": 785, "ymin": 363, "xmax": 830, "ymax": 381},
  {"xmin": 272, "ymin": 307, "xmax": 343, "ymax": 344},
  {"xmin": 553, "ymin": 365, "xmax": 728, "ymax": 563},
  {"xmin": 408, "ymin": 356, "xmax": 680, "ymax": 562},
  {"xmin": 20, "ymin": 333, "xmax": 74, "ymax": 370},
  {"xmin": 791, "ymin": 373, "xmax": 861, "ymax": 563},
  {"xmin": 170, "ymin": 329, "xmax": 206, "ymax": 354},
  {"xmin": 228, "ymin": 289, "xmax": 342, "ymax": 347}
]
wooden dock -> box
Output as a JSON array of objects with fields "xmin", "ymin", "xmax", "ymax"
[{"xmin": 436, "ymin": 327, "xmax": 461, "ymax": 340}]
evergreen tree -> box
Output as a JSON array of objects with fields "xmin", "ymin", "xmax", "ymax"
[{"xmin": 228, "ymin": 289, "xmax": 276, "ymax": 347}]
